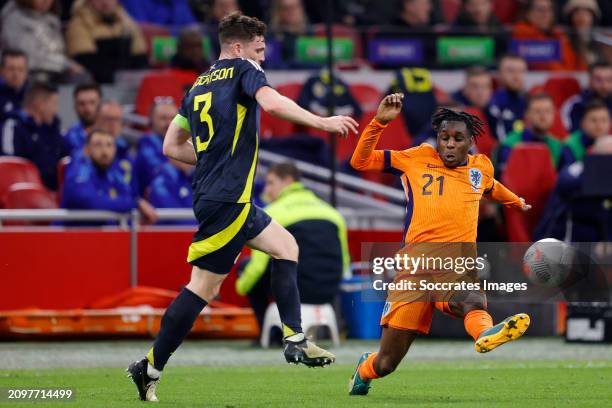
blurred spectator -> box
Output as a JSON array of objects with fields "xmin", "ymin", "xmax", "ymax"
[
  {"xmin": 60, "ymin": 127, "xmax": 156, "ymax": 224},
  {"xmin": 297, "ymin": 69, "xmax": 362, "ymax": 120},
  {"xmin": 64, "ymin": 82, "xmax": 102, "ymax": 155},
  {"xmin": 387, "ymin": 67, "xmax": 438, "ymax": 135},
  {"xmin": 148, "ymin": 159, "xmax": 195, "ymax": 225},
  {"xmin": 494, "ymin": 93, "xmax": 564, "ymax": 175},
  {"xmin": 134, "ymin": 98, "xmax": 177, "ymax": 196},
  {"xmin": 1, "ymin": 0, "xmax": 85, "ymax": 82},
  {"xmin": 534, "ymin": 136, "xmax": 612, "ymax": 241},
  {"xmin": 564, "ymin": 0, "xmax": 602, "ymax": 66},
  {"xmin": 563, "ymin": 61, "xmax": 612, "ymax": 132},
  {"xmin": 560, "ymin": 99, "xmax": 610, "ymax": 166},
  {"xmin": 61, "ymin": 128, "xmax": 134, "ymax": 216},
  {"xmin": 454, "ymin": 0, "xmax": 498, "ymax": 30},
  {"xmin": 512, "ymin": 0, "xmax": 584, "ymax": 71},
  {"xmin": 451, "ymin": 65, "xmax": 493, "ymax": 110},
  {"xmin": 120, "ymin": 0, "xmax": 196, "ymax": 25},
  {"xmin": 0, "ymin": 49, "xmax": 28, "ymax": 119},
  {"xmin": 170, "ymin": 25, "xmax": 209, "ymax": 73},
  {"xmin": 235, "ymin": 162, "xmax": 348, "ymax": 337},
  {"xmin": 204, "ymin": 0, "xmax": 241, "ymax": 59},
  {"xmin": 0, "ymin": 81, "xmax": 66, "ymax": 190},
  {"xmin": 267, "ymin": 0, "xmax": 312, "ymax": 68},
  {"xmin": 486, "ymin": 53, "xmax": 528, "ymax": 141},
  {"xmin": 94, "ymin": 100, "xmax": 131, "ymax": 163},
  {"xmin": 66, "ymin": 0, "xmax": 147, "ymax": 83},
  {"xmin": 392, "ymin": 0, "xmax": 433, "ymax": 29}
]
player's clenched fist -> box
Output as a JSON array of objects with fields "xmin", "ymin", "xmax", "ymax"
[
  {"xmin": 375, "ymin": 93, "xmax": 404, "ymax": 125},
  {"xmin": 321, "ymin": 115, "xmax": 359, "ymax": 137}
]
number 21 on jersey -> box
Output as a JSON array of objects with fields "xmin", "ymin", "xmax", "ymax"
[{"xmin": 194, "ymin": 92, "xmax": 214, "ymax": 152}]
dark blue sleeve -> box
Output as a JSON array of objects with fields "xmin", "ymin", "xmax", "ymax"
[
  {"xmin": 135, "ymin": 139, "xmax": 164, "ymax": 196},
  {"xmin": 11, "ymin": 122, "xmax": 28, "ymax": 157},
  {"xmin": 148, "ymin": 177, "xmax": 181, "ymax": 208},
  {"xmin": 240, "ymin": 60, "xmax": 269, "ymax": 98},
  {"xmin": 569, "ymin": 101, "xmax": 583, "ymax": 133},
  {"xmin": 62, "ymin": 167, "xmax": 135, "ymax": 212},
  {"xmin": 558, "ymin": 146, "xmax": 576, "ymax": 171},
  {"xmin": 494, "ymin": 145, "xmax": 512, "ymax": 178}
]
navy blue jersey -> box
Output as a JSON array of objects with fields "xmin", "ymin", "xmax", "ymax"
[{"xmin": 173, "ymin": 58, "xmax": 269, "ymax": 203}]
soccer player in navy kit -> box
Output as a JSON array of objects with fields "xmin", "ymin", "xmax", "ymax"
[{"xmin": 127, "ymin": 13, "xmax": 358, "ymax": 402}]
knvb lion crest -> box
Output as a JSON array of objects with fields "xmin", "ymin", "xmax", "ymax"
[{"xmin": 469, "ymin": 168, "xmax": 483, "ymax": 192}]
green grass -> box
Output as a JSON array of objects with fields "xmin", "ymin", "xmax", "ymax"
[{"xmin": 2, "ymin": 360, "xmax": 611, "ymax": 407}]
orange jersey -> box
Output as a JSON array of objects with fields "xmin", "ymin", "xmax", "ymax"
[{"xmin": 351, "ymin": 119, "xmax": 523, "ymax": 244}]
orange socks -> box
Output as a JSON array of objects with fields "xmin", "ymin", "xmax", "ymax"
[
  {"xmin": 358, "ymin": 352, "xmax": 381, "ymax": 380},
  {"xmin": 464, "ymin": 310, "xmax": 493, "ymax": 340}
]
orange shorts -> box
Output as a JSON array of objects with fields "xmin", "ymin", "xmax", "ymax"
[{"xmin": 380, "ymin": 301, "xmax": 457, "ymax": 334}]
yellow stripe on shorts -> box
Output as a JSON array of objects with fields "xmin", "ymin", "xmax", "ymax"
[{"xmin": 187, "ymin": 203, "xmax": 251, "ymax": 262}]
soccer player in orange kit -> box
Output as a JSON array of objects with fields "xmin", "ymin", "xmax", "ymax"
[{"xmin": 348, "ymin": 93, "xmax": 532, "ymax": 396}]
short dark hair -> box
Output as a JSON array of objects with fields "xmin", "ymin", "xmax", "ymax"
[
  {"xmin": 583, "ymin": 99, "xmax": 610, "ymax": 117},
  {"xmin": 73, "ymin": 82, "xmax": 102, "ymax": 99},
  {"xmin": 465, "ymin": 65, "xmax": 490, "ymax": 79},
  {"xmin": 432, "ymin": 108, "xmax": 485, "ymax": 138},
  {"xmin": 23, "ymin": 81, "xmax": 58, "ymax": 107},
  {"xmin": 588, "ymin": 61, "xmax": 612, "ymax": 74},
  {"xmin": 526, "ymin": 92, "xmax": 553, "ymax": 109},
  {"xmin": 1, "ymin": 49, "xmax": 27, "ymax": 66},
  {"xmin": 218, "ymin": 12, "xmax": 267, "ymax": 45},
  {"xmin": 86, "ymin": 128, "xmax": 114, "ymax": 144},
  {"xmin": 268, "ymin": 162, "xmax": 300, "ymax": 181},
  {"xmin": 499, "ymin": 53, "xmax": 526, "ymax": 66}
]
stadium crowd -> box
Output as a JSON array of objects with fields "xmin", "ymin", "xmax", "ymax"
[{"xmin": 0, "ymin": 0, "xmax": 611, "ymax": 242}]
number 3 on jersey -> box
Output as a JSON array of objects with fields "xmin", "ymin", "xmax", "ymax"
[{"xmin": 194, "ymin": 92, "xmax": 214, "ymax": 152}]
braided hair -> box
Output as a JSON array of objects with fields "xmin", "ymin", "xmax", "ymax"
[{"xmin": 431, "ymin": 108, "xmax": 485, "ymax": 139}]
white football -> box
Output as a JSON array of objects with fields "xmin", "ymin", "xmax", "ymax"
[{"xmin": 523, "ymin": 238, "xmax": 574, "ymax": 287}]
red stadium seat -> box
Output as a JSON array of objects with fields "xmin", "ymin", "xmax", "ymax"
[
  {"xmin": 462, "ymin": 107, "xmax": 497, "ymax": 158},
  {"xmin": 260, "ymin": 82, "xmax": 303, "ymax": 138},
  {"xmin": 501, "ymin": 144, "xmax": 557, "ymax": 242},
  {"xmin": 0, "ymin": 157, "xmax": 43, "ymax": 207},
  {"xmin": 433, "ymin": 85, "xmax": 450, "ymax": 104},
  {"xmin": 350, "ymin": 83, "xmax": 381, "ymax": 112},
  {"xmin": 4, "ymin": 182, "xmax": 58, "ymax": 209},
  {"xmin": 543, "ymin": 76, "xmax": 581, "ymax": 109},
  {"xmin": 441, "ymin": 0, "xmax": 462, "ymax": 23},
  {"xmin": 134, "ymin": 70, "xmax": 199, "ymax": 117},
  {"xmin": 493, "ymin": 0, "xmax": 519, "ymax": 23}
]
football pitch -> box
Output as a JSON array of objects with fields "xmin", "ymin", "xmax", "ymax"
[{"xmin": 1, "ymin": 338, "xmax": 611, "ymax": 407}]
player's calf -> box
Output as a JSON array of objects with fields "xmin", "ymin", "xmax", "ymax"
[{"xmin": 374, "ymin": 354, "xmax": 400, "ymax": 377}]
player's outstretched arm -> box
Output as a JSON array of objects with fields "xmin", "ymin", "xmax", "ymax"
[
  {"xmin": 486, "ymin": 179, "xmax": 531, "ymax": 212},
  {"xmin": 350, "ymin": 93, "xmax": 403, "ymax": 171},
  {"xmin": 255, "ymin": 86, "xmax": 358, "ymax": 137},
  {"xmin": 162, "ymin": 121, "xmax": 197, "ymax": 165}
]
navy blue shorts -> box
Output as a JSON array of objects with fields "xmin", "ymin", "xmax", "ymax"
[{"xmin": 187, "ymin": 199, "xmax": 271, "ymax": 274}]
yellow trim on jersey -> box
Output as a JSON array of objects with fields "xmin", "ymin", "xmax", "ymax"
[
  {"xmin": 232, "ymin": 104, "xmax": 246, "ymax": 155},
  {"xmin": 237, "ymin": 133, "xmax": 259, "ymax": 203},
  {"xmin": 187, "ymin": 203, "xmax": 251, "ymax": 262},
  {"xmin": 172, "ymin": 114, "xmax": 191, "ymax": 132}
]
